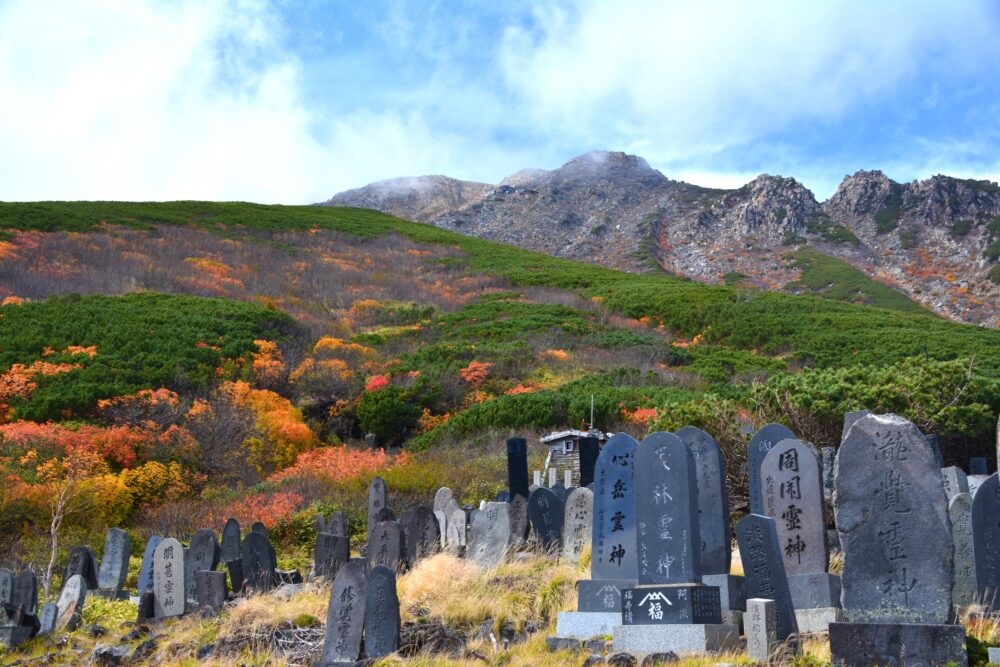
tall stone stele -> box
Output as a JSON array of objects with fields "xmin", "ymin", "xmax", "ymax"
[
  {"xmin": 747, "ymin": 423, "xmax": 795, "ymax": 516},
  {"xmin": 829, "ymin": 413, "xmax": 968, "ymax": 667}
]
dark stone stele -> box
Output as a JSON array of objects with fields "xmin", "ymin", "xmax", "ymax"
[
  {"xmin": 367, "ymin": 520, "xmax": 403, "ymax": 572},
  {"xmin": 364, "ymin": 565, "xmax": 401, "ymax": 659},
  {"xmin": 251, "ymin": 521, "xmax": 268, "ymax": 537},
  {"xmin": 195, "ymin": 570, "xmax": 227, "ymax": 616},
  {"xmin": 621, "ymin": 584, "xmax": 721, "ymax": 625},
  {"xmin": 319, "ymin": 559, "xmax": 366, "ymax": 666},
  {"xmin": 550, "ymin": 482, "xmax": 568, "ymax": 502},
  {"xmin": 507, "ymin": 436, "xmax": 530, "ymax": 502},
  {"xmin": 221, "ymin": 518, "xmax": 241, "ymax": 563},
  {"xmin": 398, "ymin": 509, "xmax": 415, "ymax": 563},
  {"xmin": 315, "ymin": 533, "xmax": 350, "ymax": 580},
  {"xmin": 38, "ymin": 602, "xmax": 57, "ymax": 636},
  {"xmin": 185, "ymin": 528, "xmax": 221, "ymax": 599},
  {"xmin": 676, "ymin": 425, "xmax": 731, "ymax": 577},
  {"xmin": 227, "ymin": 558, "xmax": 245, "ymax": 596},
  {"xmin": 137, "ymin": 536, "xmax": 162, "ymax": 594},
  {"xmin": 367, "ymin": 476, "xmax": 388, "ymax": 534},
  {"xmin": 747, "ymin": 423, "xmax": 796, "ymax": 516},
  {"xmin": 413, "ymin": 505, "xmax": 440, "ymax": 562},
  {"xmin": 592, "ymin": 433, "xmax": 640, "ymax": 581},
  {"xmin": 97, "ymin": 527, "xmax": 131, "ymax": 592},
  {"xmin": 11, "ymin": 571, "xmax": 38, "ymax": 617},
  {"xmin": 64, "ymin": 545, "xmax": 99, "ymax": 591},
  {"xmin": 495, "ymin": 489, "xmax": 511, "ymax": 503},
  {"xmin": 528, "ymin": 486, "xmax": 565, "ymax": 550},
  {"xmin": 578, "ymin": 436, "xmax": 601, "ymax": 488},
  {"xmin": 834, "ymin": 414, "xmax": 953, "ymax": 624},
  {"xmin": 634, "ymin": 432, "xmax": 701, "ymax": 585},
  {"xmin": 375, "ymin": 507, "xmax": 396, "ymax": 523},
  {"xmin": 735, "ymin": 514, "xmax": 798, "ymax": 641},
  {"xmin": 326, "ymin": 511, "xmax": 348, "ymax": 538},
  {"xmin": 241, "ymin": 531, "xmax": 277, "ymax": 592},
  {"xmin": 787, "ymin": 572, "xmax": 841, "ymax": 609},
  {"xmin": 578, "ymin": 579, "xmax": 636, "ymax": 612},
  {"xmin": 508, "ymin": 494, "xmax": 529, "ymax": 546},
  {"xmin": 828, "ymin": 622, "xmax": 968, "ymax": 667},
  {"xmin": 972, "ymin": 472, "xmax": 1000, "ymax": 609}
]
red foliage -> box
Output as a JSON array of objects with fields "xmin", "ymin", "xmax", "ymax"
[
  {"xmin": 458, "ymin": 361, "xmax": 491, "ymax": 388},
  {"xmin": 365, "ymin": 375, "xmax": 390, "ymax": 392}
]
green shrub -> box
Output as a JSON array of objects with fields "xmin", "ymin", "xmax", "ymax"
[{"xmin": 356, "ymin": 385, "xmax": 421, "ymax": 443}]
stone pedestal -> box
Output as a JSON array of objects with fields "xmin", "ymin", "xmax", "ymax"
[
  {"xmin": 721, "ymin": 609, "xmax": 744, "ymax": 634},
  {"xmin": 788, "ymin": 572, "xmax": 840, "ymax": 609},
  {"xmin": 577, "ymin": 579, "xmax": 635, "ymax": 613},
  {"xmin": 621, "ymin": 584, "xmax": 721, "ymax": 625},
  {"xmin": 828, "ymin": 622, "xmax": 968, "ymax": 667},
  {"xmin": 611, "ymin": 623, "xmax": 740, "ymax": 654},
  {"xmin": 701, "ymin": 573, "xmax": 746, "ymax": 611},
  {"xmin": 555, "ymin": 611, "xmax": 620, "ymax": 638},
  {"xmin": 795, "ymin": 607, "xmax": 843, "ymax": 634}
]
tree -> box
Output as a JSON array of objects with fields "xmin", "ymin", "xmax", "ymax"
[{"xmin": 356, "ymin": 386, "xmax": 420, "ymax": 444}]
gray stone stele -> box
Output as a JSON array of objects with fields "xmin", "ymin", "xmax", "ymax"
[
  {"xmin": 834, "ymin": 413, "xmax": 954, "ymax": 624},
  {"xmin": 990, "ymin": 646, "xmax": 1000, "ymax": 665},
  {"xmin": 367, "ymin": 476, "xmax": 388, "ymax": 536},
  {"xmin": 152, "ymin": 537, "xmax": 185, "ymax": 618},
  {"xmin": 735, "ymin": 514, "xmax": 798, "ymax": 641},
  {"xmin": 972, "ymin": 473, "xmax": 1000, "ymax": 608},
  {"xmin": 949, "ymin": 492, "xmax": 976, "ymax": 610},
  {"xmin": 746, "ymin": 598, "xmax": 777, "ymax": 662},
  {"xmin": 321, "ymin": 559, "xmax": 366, "ymax": 664},
  {"xmin": 0, "ymin": 569, "xmax": 10, "ymax": 608},
  {"xmin": 241, "ymin": 531, "xmax": 276, "ymax": 592},
  {"xmin": 97, "ymin": 527, "xmax": 130, "ymax": 592},
  {"xmin": 747, "ymin": 423, "xmax": 796, "ymax": 515},
  {"xmin": 676, "ymin": 425, "xmax": 731, "ymax": 576},
  {"xmin": 433, "ymin": 510, "xmax": 448, "ymax": 548},
  {"xmin": 434, "ymin": 487, "xmax": 454, "ymax": 547},
  {"xmin": 55, "ymin": 573, "xmax": 87, "ymax": 630},
  {"xmin": 555, "ymin": 611, "xmax": 621, "ymax": 638},
  {"xmin": 327, "ymin": 511, "xmax": 348, "ymax": 538},
  {"xmin": 941, "ymin": 466, "xmax": 970, "ymax": 502},
  {"xmin": 364, "ymin": 565, "xmax": 401, "ymax": 659},
  {"xmin": 185, "ymin": 528, "xmax": 220, "ymax": 599},
  {"xmin": 251, "ymin": 521, "xmax": 267, "ymax": 537},
  {"xmin": 550, "ymin": 482, "xmax": 568, "ymax": 502},
  {"xmin": 315, "ymin": 533, "xmax": 350, "ymax": 580},
  {"xmin": 508, "ymin": 494, "xmax": 529, "ymax": 546},
  {"xmin": 221, "ymin": 518, "xmax": 241, "ymax": 563},
  {"xmin": 821, "ymin": 447, "xmax": 836, "ymax": 501},
  {"xmin": 701, "ymin": 574, "xmax": 746, "ymax": 611},
  {"xmin": 447, "ymin": 507, "xmax": 467, "ymax": 548},
  {"xmin": 969, "ymin": 474, "xmax": 990, "ymax": 498},
  {"xmin": 38, "ymin": 602, "xmax": 57, "ymax": 636},
  {"xmin": 399, "ymin": 510, "xmax": 415, "ymax": 563},
  {"xmin": 12, "ymin": 571, "xmax": 38, "ymax": 616},
  {"xmin": 761, "ymin": 439, "xmax": 828, "ymax": 576},
  {"xmin": 195, "ymin": 570, "xmax": 227, "ymax": 615},
  {"xmin": 634, "ymin": 432, "xmax": 701, "ymax": 584},
  {"xmin": 794, "ymin": 607, "xmax": 844, "ymax": 634},
  {"xmin": 412, "ymin": 505, "xmax": 440, "ymax": 563},
  {"xmin": 592, "ymin": 433, "xmax": 640, "ymax": 581},
  {"xmin": 841, "ymin": 410, "xmax": 872, "ymax": 444},
  {"xmin": 468, "ymin": 502, "xmax": 510, "ymax": 568},
  {"xmin": 137, "ymin": 536, "xmax": 162, "ymax": 594},
  {"xmin": 828, "ymin": 621, "xmax": 968, "ymax": 667},
  {"xmin": 528, "ymin": 486, "xmax": 565, "ymax": 550},
  {"xmin": 611, "ymin": 623, "xmax": 740, "ymax": 654},
  {"xmin": 787, "ymin": 572, "xmax": 841, "ymax": 609},
  {"xmin": 64, "ymin": 545, "xmax": 99, "ymax": 590},
  {"xmin": 562, "ymin": 487, "xmax": 594, "ymax": 563},
  {"xmin": 367, "ymin": 520, "xmax": 403, "ymax": 572}
]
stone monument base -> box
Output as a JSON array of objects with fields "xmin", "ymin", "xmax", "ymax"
[
  {"xmin": 0, "ymin": 625, "xmax": 34, "ymax": 648},
  {"xmin": 701, "ymin": 573, "xmax": 746, "ymax": 611},
  {"xmin": 555, "ymin": 611, "xmax": 621, "ymax": 638},
  {"xmin": 721, "ymin": 609, "xmax": 744, "ymax": 634},
  {"xmin": 577, "ymin": 579, "xmax": 636, "ymax": 613},
  {"xmin": 788, "ymin": 572, "xmax": 840, "ymax": 609},
  {"xmin": 794, "ymin": 607, "xmax": 842, "ymax": 634},
  {"xmin": 611, "ymin": 623, "xmax": 740, "ymax": 654},
  {"xmin": 829, "ymin": 622, "xmax": 968, "ymax": 667}
]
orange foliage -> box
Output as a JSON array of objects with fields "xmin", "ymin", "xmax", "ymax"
[
  {"xmin": 1, "ymin": 296, "xmax": 24, "ymax": 306},
  {"xmin": 0, "ymin": 360, "xmax": 82, "ymax": 417},
  {"xmin": 218, "ymin": 491, "xmax": 304, "ymax": 529},
  {"xmin": 505, "ymin": 384, "xmax": 538, "ymax": 395},
  {"xmin": 417, "ymin": 408, "xmax": 450, "ymax": 434},
  {"xmin": 251, "ymin": 339, "xmax": 285, "ymax": 386},
  {"xmin": 671, "ymin": 333, "xmax": 704, "ymax": 349},
  {"xmin": 365, "ymin": 375, "xmax": 390, "ymax": 392},
  {"xmin": 622, "ymin": 407, "xmax": 658, "ymax": 426},
  {"xmin": 220, "ymin": 380, "xmax": 318, "ymax": 473},
  {"xmin": 0, "ymin": 421, "xmax": 153, "ymax": 469},
  {"xmin": 63, "ymin": 345, "xmax": 98, "ymax": 357},
  {"xmin": 459, "ymin": 361, "xmax": 491, "ymax": 387},
  {"xmin": 541, "ymin": 349, "xmax": 570, "ymax": 362},
  {"xmin": 268, "ymin": 445, "xmax": 409, "ymax": 484}
]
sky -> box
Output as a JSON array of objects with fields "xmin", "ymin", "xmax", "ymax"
[{"xmin": 1, "ymin": 0, "xmax": 999, "ymax": 203}]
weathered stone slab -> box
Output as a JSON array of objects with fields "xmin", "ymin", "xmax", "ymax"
[
  {"xmin": 821, "ymin": 447, "xmax": 836, "ymax": 501},
  {"xmin": 828, "ymin": 621, "xmax": 968, "ymax": 667},
  {"xmin": 555, "ymin": 611, "xmax": 621, "ymax": 638},
  {"xmin": 195, "ymin": 570, "xmax": 227, "ymax": 616},
  {"xmin": 841, "ymin": 410, "xmax": 871, "ymax": 443},
  {"xmin": 949, "ymin": 492, "xmax": 976, "ymax": 610},
  {"xmin": 701, "ymin": 574, "xmax": 746, "ymax": 612},
  {"xmin": 746, "ymin": 598, "xmax": 777, "ymax": 662},
  {"xmin": 676, "ymin": 425, "xmax": 731, "ymax": 576},
  {"xmin": 38, "ymin": 602, "xmax": 57, "ymax": 636},
  {"xmin": 315, "ymin": 533, "xmax": 350, "ymax": 580},
  {"xmin": 227, "ymin": 558, "xmax": 244, "ymax": 595},
  {"xmin": 364, "ymin": 565, "xmax": 400, "ymax": 658},
  {"xmin": 562, "ymin": 487, "xmax": 593, "ymax": 563},
  {"xmin": 433, "ymin": 510, "xmax": 448, "ymax": 548},
  {"xmin": 761, "ymin": 439, "xmax": 827, "ymax": 576},
  {"xmin": 611, "ymin": 623, "xmax": 740, "ymax": 654},
  {"xmin": 508, "ymin": 494, "xmax": 529, "ymax": 546},
  {"xmin": 528, "ymin": 486, "xmax": 564, "ymax": 550},
  {"xmin": 221, "ymin": 518, "xmax": 241, "ymax": 563},
  {"xmin": 578, "ymin": 579, "xmax": 634, "ymax": 613},
  {"xmin": 251, "ymin": 521, "xmax": 267, "ymax": 537},
  {"xmin": 507, "ymin": 437, "xmax": 530, "ymax": 502},
  {"xmin": 621, "ymin": 584, "xmax": 721, "ymax": 625},
  {"xmin": 748, "ymin": 423, "xmax": 795, "ymax": 515},
  {"xmin": 735, "ymin": 514, "xmax": 798, "ymax": 641},
  {"xmin": 592, "ymin": 433, "xmax": 640, "ymax": 580},
  {"xmin": 153, "ymin": 538, "xmax": 185, "ymax": 618},
  {"xmin": 56, "ymin": 573, "xmax": 87, "ymax": 630},
  {"xmin": 550, "ymin": 482, "xmax": 568, "ymax": 502},
  {"xmin": 367, "ymin": 476, "xmax": 388, "ymax": 536},
  {"xmin": 64, "ymin": 545, "xmax": 99, "ymax": 591},
  {"xmin": 375, "ymin": 507, "xmax": 395, "ymax": 523},
  {"xmin": 11, "ymin": 571, "xmax": 38, "ymax": 616},
  {"xmin": 787, "ymin": 572, "xmax": 840, "ymax": 609},
  {"xmin": 0, "ymin": 568, "xmax": 11, "ymax": 609},
  {"xmin": 579, "ymin": 436, "xmax": 601, "ymax": 488},
  {"xmin": 834, "ymin": 413, "xmax": 953, "ymax": 624},
  {"xmin": 446, "ymin": 507, "xmax": 466, "ymax": 548},
  {"xmin": 795, "ymin": 607, "xmax": 843, "ymax": 634},
  {"xmin": 241, "ymin": 531, "xmax": 277, "ymax": 592},
  {"xmin": 367, "ymin": 520, "xmax": 403, "ymax": 572},
  {"xmin": 635, "ymin": 432, "xmax": 701, "ymax": 584},
  {"xmin": 185, "ymin": 528, "xmax": 220, "ymax": 599},
  {"xmin": 137, "ymin": 536, "xmax": 162, "ymax": 594},
  {"xmin": 972, "ymin": 472, "xmax": 1000, "ymax": 609},
  {"xmin": 941, "ymin": 466, "xmax": 970, "ymax": 502},
  {"xmin": 468, "ymin": 502, "xmax": 510, "ymax": 568},
  {"xmin": 416, "ymin": 504, "xmax": 440, "ymax": 562},
  {"xmin": 320, "ymin": 560, "xmax": 366, "ymax": 665},
  {"xmin": 0, "ymin": 626, "xmax": 33, "ymax": 648},
  {"xmin": 98, "ymin": 528, "xmax": 130, "ymax": 592}
]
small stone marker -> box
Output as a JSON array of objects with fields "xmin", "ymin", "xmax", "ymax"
[
  {"xmin": 364, "ymin": 565, "xmax": 401, "ymax": 658},
  {"xmin": 621, "ymin": 584, "xmax": 721, "ymax": 625},
  {"xmin": 0, "ymin": 569, "xmax": 11, "ymax": 609},
  {"xmin": 821, "ymin": 447, "xmax": 836, "ymax": 501},
  {"xmin": 746, "ymin": 598, "xmax": 777, "ymax": 662},
  {"xmin": 195, "ymin": 570, "xmax": 227, "ymax": 616},
  {"xmin": 367, "ymin": 476, "xmax": 388, "ymax": 535},
  {"xmin": 320, "ymin": 560, "xmax": 366, "ymax": 665},
  {"xmin": 55, "ymin": 573, "xmax": 86, "ymax": 630},
  {"xmin": 367, "ymin": 520, "xmax": 403, "ymax": 571},
  {"xmin": 635, "ymin": 432, "xmax": 701, "ymax": 584},
  {"xmin": 97, "ymin": 527, "xmax": 130, "ymax": 593},
  {"xmin": 676, "ymin": 425, "xmax": 730, "ymax": 576},
  {"xmin": 507, "ymin": 436, "xmax": 530, "ymax": 502},
  {"xmin": 735, "ymin": 514, "xmax": 798, "ymax": 641},
  {"xmin": 315, "ymin": 533, "xmax": 350, "ymax": 579},
  {"xmin": 761, "ymin": 439, "xmax": 827, "ymax": 576},
  {"xmin": 64, "ymin": 545, "xmax": 99, "ymax": 590},
  {"xmin": 508, "ymin": 494, "xmax": 529, "ymax": 546},
  {"xmin": 562, "ymin": 487, "xmax": 594, "ymax": 563},
  {"xmin": 972, "ymin": 473, "xmax": 1000, "ymax": 608},
  {"xmin": 748, "ymin": 423, "xmax": 796, "ymax": 515},
  {"xmin": 533, "ymin": 471, "xmax": 542, "ymax": 487},
  {"xmin": 447, "ymin": 507, "xmax": 467, "ymax": 547},
  {"xmin": 241, "ymin": 531, "xmax": 277, "ymax": 592},
  {"xmin": 221, "ymin": 518, "xmax": 241, "ymax": 562},
  {"xmin": 12, "ymin": 571, "xmax": 38, "ymax": 616},
  {"xmin": 185, "ymin": 528, "xmax": 220, "ymax": 599},
  {"xmin": 592, "ymin": 433, "xmax": 640, "ymax": 580},
  {"xmin": 941, "ymin": 466, "xmax": 970, "ymax": 502},
  {"xmin": 434, "ymin": 487, "xmax": 453, "ymax": 547},
  {"xmin": 137, "ymin": 536, "xmax": 162, "ymax": 594},
  {"xmin": 468, "ymin": 501, "xmax": 510, "ymax": 567},
  {"xmin": 564, "ymin": 469, "xmax": 573, "ymax": 488},
  {"xmin": 971, "ymin": 456, "xmax": 988, "ymax": 475},
  {"xmin": 579, "ymin": 436, "xmax": 601, "ymax": 487},
  {"xmin": 38, "ymin": 602, "xmax": 57, "ymax": 636},
  {"xmin": 153, "ymin": 537, "xmax": 185, "ymax": 618},
  {"xmin": 949, "ymin": 492, "xmax": 976, "ymax": 610},
  {"xmin": 548, "ymin": 467, "xmax": 557, "ymax": 488},
  {"xmin": 528, "ymin": 486, "xmax": 564, "ymax": 550}
]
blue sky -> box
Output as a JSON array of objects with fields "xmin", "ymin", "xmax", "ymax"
[{"xmin": 1, "ymin": 0, "xmax": 999, "ymax": 202}]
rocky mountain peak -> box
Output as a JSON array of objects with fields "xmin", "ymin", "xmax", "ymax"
[
  {"xmin": 709, "ymin": 174, "xmax": 823, "ymax": 236},
  {"xmin": 823, "ymin": 170, "xmax": 901, "ymax": 221},
  {"xmin": 555, "ymin": 151, "xmax": 664, "ymax": 184}
]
